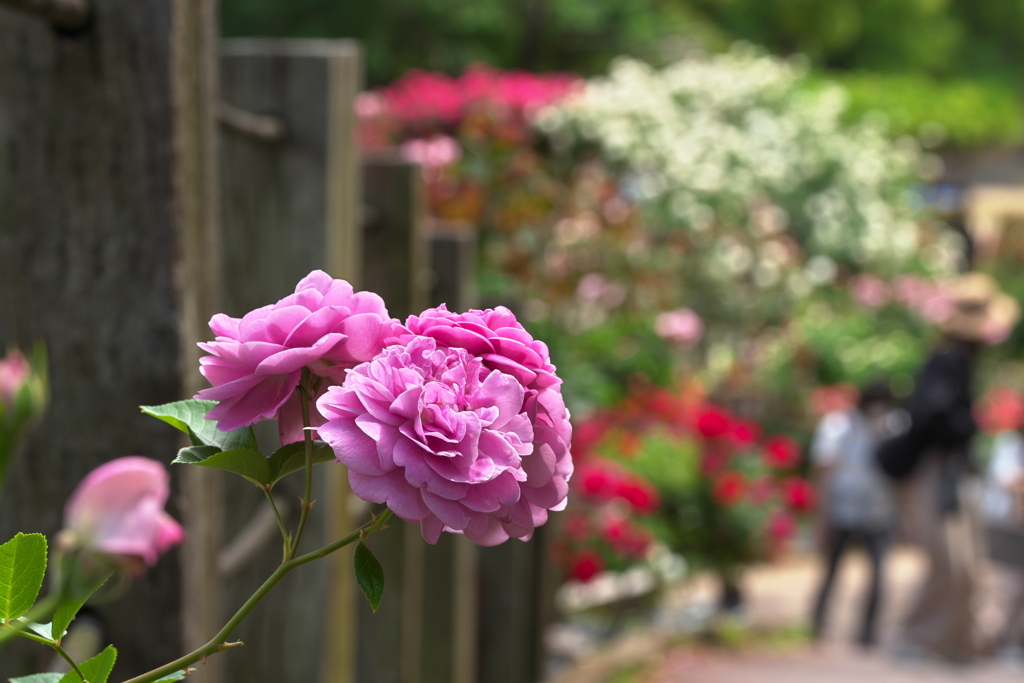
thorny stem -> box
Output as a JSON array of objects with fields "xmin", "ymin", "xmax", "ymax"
[
  {"xmin": 287, "ymin": 371, "xmax": 316, "ymax": 560},
  {"xmin": 17, "ymin": 630, "xmax": 88, "ymax": 681},
  {"xmin": 262, "ymin": 487, "xmax": 289, "ymax": 561},
  {"xmin": 120, "ymin": 509, "xmax": 394, "ymax": 683}
]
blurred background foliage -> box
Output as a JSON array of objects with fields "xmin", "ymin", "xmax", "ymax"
[{"xmin": 223, "ymin": 0, "xmax": 1024, "ymax": 146}]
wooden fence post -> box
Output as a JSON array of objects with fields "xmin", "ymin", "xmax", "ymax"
[
  {"xmin": 0, "ymin": 0, "xmax": 221, "ymax": 678},
  {"xmin": 174, "ymin": 2, "xmax": 225, "ymax": 682},
  {"xmin": 356, "ymin": 153, "xmax": 430, "ymax": 683},
  {"xmin": 218, "ymin": 38, "xmax": 362, "ymax": 683}
]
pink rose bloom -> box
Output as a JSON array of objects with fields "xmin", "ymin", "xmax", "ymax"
[
  {"xmin": 0, "ymin": 349, "xmax": 30, "ymax": 410},
  {"xmin": 654, "ymin": 308, "xmax": 704, "ymax": 346},
  {"xmin": 64, "ymin": 457, "xmax": 184, "ymax": 566},
  {"xmin": 317, "ymin": 306, "xmax": 573, "ymax": 546},
  {"xmin": 848, "ymin": 274, "xmax": 889, "ymax": 309},
  {"xmin": 195, "ymin": 270, "xmax": 401, "ymax": 443}
]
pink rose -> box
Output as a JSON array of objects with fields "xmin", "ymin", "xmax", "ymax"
[
  {"xmin": 318, "ymin": 306, "xmax": 573, "ymax": 546},
  {"xmin": 195, "ymin": 270, "xmax": 401, "ymax": 443},
  {"xmin": 654, "ymin": 308, "xmax": 704, "ymax": 346},
  {"xmin": 64, "ymin": 457, "xmax": 184, "ymax": 566},
  {"xmin": 0, "ymin": 349, "xmax": 30, "ymax": 410},
  {"xmin": 848, "ymin": 274, "xmax": 889, "ymax": 309}
]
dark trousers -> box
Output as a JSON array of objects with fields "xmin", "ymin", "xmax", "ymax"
[{"xmin": 811, "ymin": 526, "xmax": 888, "ymax": 646}]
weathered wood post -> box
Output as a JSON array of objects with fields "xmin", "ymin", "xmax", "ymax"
[
  {"xmin": 0, "ymin": 0, "xmax": 219, "ymax": 679},
  {"xmin": 356, "ymin": 152, "xmax": 431, "ymax": 683},
  {"xmin": 424, "ymin": 221, "xmax": 480, "ymax": 683},
  {"xmin": 217, "ymin": 38, "xmax": 363, "ymax": 683}
]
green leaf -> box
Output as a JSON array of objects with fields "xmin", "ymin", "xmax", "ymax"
[
  {"xmin": 0, "ymin": 533, "xmax": 47, "ymax": 622},
  {"xmin": 141, "ymin": 400, "xmax": 258, "ymax": 451},
  {"xmin": 24, "ymin": 621, "xmax": 54, "ymax": 641},
  {"xmin": 172, "ymin": 447, "xmax": 271, "ymax": 487},
  {"xmin": 52, "ymin": 571, "xmax": 112, "ymax": 642},
  {"xmin": 353, "ymin": 542, "xmax": 384, "ymax": 613},
  {"xmin": 152, "ymin": 669, "xmax": 195, "ymax": 682},
  {"xmin": 266, "ymin": 440, "xmax": 336, "ymax": 485},
  {"xmin": 9, "ymin": 674, "xmax": 63, "ymax": 683},
  {"xmin": 59, "ymin": 645, "xmax": 116, "ymax": 683}
]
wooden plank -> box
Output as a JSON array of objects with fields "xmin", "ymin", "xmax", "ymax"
[
  {"xmin": 173, "ymin": 2, "xmax": 224, "ymax": 682},
  {"xmin": 424, "ymin": 221, "xmax": 480, "ymax": 683},
  {"xmin": 356, "ymin": 155, "xmax": 429, "ymax": 683},
  {"xmin": 217, "ymin": 38, "xmax": 362, "ymax": 683},
  {"xmin": 0, "ymin": 1, "xmax": 184, "ymax": 678}
]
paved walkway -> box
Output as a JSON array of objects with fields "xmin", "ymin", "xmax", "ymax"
[{"xmin": 643, "ymin": 547, "xmax": 1022, "ymax": 683}]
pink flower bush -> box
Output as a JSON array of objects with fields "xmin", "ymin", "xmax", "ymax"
[
  {"xmin": 195, "ymin": 271, "xmax": 400, "ymax": 443},
  {"xmin": 317, "ymin": 305, "xmax": 573, "ymax": 546},
  {"xmin": 64, "ymin": 457, "xmax": 184, "ymax": 566},
  {"xmin": 400, "ymin": 135, "xmax": 462, "ymax": 170}
]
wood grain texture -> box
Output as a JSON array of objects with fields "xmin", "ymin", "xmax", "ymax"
[
  {"xmin": 0, "ymin": 1, "xmax": 183, "ymax": 679},
  {"xmin": 217, "ymin": 39, "xmax": 361, "ymax": 683}
]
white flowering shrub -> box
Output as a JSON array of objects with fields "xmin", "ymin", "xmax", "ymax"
[{"xmin": 536, "ymin": 46, "xmax": 954, "ymax": 300}]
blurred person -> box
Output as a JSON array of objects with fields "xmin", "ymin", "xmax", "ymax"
[
  {"xmin": 893, "ymin": 273, "xmax": 1020, "ymax": 663},
  {"xmin": 980, "ymin": 425, "xmax": 1024, "ymax": 663},
  {"xmin": 810, "ymin": 381, "xmax": 901, "ymax": 647}
]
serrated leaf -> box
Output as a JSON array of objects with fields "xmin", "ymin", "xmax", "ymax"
[
  {"xmin": 59, "ymin": 645, "xmax": 116, "ymax": 683},
  {"xmin": 52, "ymin": 571, "xmax": 111, "ymax": 642},
  {"xmin": 267, "ymin": 440, "xmax": 336, "ymax": 485},
  {"xmin": 152, "ymin": 668, "xmax": 195, "ymax": 682},
  {"xmin": 141, "ymin": 400, "xmax": 258, "ymax": 451},
  {"xmin": 172, "ymin": 447, "xmax": 271, "ymax": 486},
  {"xmin": 0, "ymin": 533, "xmax": 47, "ymax": 621},
  {"xmin": 9, "ymin": 674, "xmax": 63, "ymax": 683},
  {"xmin": 353, "ymin": 542, "xmax": 384, "ymax": 613}
]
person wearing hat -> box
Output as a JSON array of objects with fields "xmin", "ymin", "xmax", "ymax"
[{"xmin": 896, "ymin": 273, "xmax": 1020, "ymax": 662}]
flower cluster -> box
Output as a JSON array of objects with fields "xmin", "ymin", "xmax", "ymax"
[
  {"xmin": 556, "ymin": 459, "xmax": 658, "ymax": 582},
  {"xmin": 366, "ymin": 65, "xmax": 579, "ymax": 131},
  {"xmin": 195, "ymin": 273, "xmax": 573, "ymax": 546},
  {"xmin": 536, "ymin": 46, "xmax": 931, "ymax": 277},
  {"xmin": 569, "ymin": 384, "xmax": 814, "ymax": 574},
  {"xmin": 194, "ymin": 271, "xmax": 400, "ymax": 444}
]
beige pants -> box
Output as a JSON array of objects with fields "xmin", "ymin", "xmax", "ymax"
[{"xmin": 900, "ymin": 453, "xmax": 983, "ymax": 660}]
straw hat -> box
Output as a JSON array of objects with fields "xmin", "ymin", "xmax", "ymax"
[{"xmin": 939, "ymin": 272, "xmax": 1020, "ymax": 344}]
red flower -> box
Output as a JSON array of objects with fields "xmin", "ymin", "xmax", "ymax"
[
  {"xmin": 976, "ymin": 387, "xmax": 1024, "ymax": 434},
  {"xmin": 764, "ymin": 436, "xmax": 801, "ymax": 469},
  {"xmin": 781, "ymin": 477, "xmax": 817, "ymax": 513},
  {"xmin": 701, "ymin": 448, "xmax": 729, "ymax": 476},
  {"xmin": 578, "ymin": 463, "xmax": 618, "ymax": 502},
  {"xmin": 570, "ymin": 550, "xmax": 604, "ymax": 582},
  {"xmin": 696, "ymin": 405, "xmax": 732, "ymax": 439},
  {"xmin": 617, "ymin": 479, "xmax": 660, "ymax": 514},
  {"xmin": 712, "ymin": 471, "xmax": 746, "ymax": 505},
  {"xmin": 766, "ymin": 510, "xmax": 797, "ymax": 541},
  {"xmin": 729, "ymin": 420, "xmax": 760, "ymax": 447},
  {"xmin": 572, "ymin": 418, "xmax": 610, "ymax": 461}
]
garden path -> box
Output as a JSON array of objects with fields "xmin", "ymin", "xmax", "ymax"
[{"xmin": 644, "ymin": 547, "xmax": 1022, "ymax": 683}]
